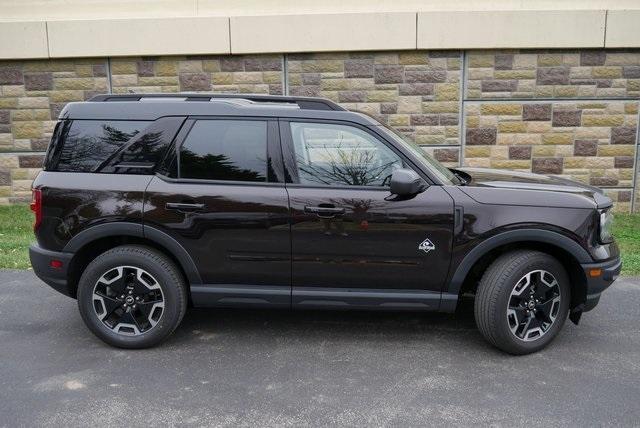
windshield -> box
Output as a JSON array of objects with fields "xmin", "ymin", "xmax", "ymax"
[{"xmin": 375, "ymin": 123, "xmax": 459, "ymax": 185}]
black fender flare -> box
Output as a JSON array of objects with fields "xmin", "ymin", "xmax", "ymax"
[
  {"xmin": 63, "ymin": 222, "xmax": 202, "ymax": 284},
  {"xmin": 446, "ymin": 228, "xmax": 592, "ymax": 297}
]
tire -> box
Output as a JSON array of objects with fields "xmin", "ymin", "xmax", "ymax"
[
  {"xmin": 77, "ymin": 245, "xmax": 188, "ymax": 349},
  {"xmin": 474, "ymin": 250, "xmax": 570, "ymax": 355}
]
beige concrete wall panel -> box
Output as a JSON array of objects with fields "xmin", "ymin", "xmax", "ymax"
[
  {"xmin": 230, "ymin": 13, "xmax": 416, "ymax": 54},
  {"xmin": 418, "ymin": 10, "xmax": 606, "ymax": 49},
  {"xmin": 47, "ymin": 17, "xmax": 230, "ymax": 58},
  {"xmin": 0, "ymin": 22, "xmax": 49, "ymax": 59}
]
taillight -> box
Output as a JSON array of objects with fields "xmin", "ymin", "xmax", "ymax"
[{"xmin": 30, "ymin": 188, "xmax": 42, "ymax": 231}]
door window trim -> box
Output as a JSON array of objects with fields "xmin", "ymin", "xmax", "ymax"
[
  {"xmin": 278, "ymin": 118, "xmax": 434, "ymax": 190},
  {"xmin": 157, "ymin": 116, "xmax": 286, "ymax": 187}
]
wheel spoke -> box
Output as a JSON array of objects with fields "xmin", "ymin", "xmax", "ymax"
[
  {"xmin": 92, "ymin": 265, "xmax": 165, "ymax": 336},
  {"xmin": 95, "ymin": 292, "xmax": 123, "ymax": 319},
  {"xmin": 118, "ymin": 310, "xmax": 142, "ymax": 331},
  {"xmin": 506, "ymin": 269, "xmax": 561, "ymax": 342}
]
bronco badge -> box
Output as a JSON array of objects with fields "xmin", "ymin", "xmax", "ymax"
[{"xmin": 418, "ymin": 238, "xmax": 435, "ymax": 254}]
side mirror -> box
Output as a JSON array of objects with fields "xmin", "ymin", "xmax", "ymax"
[{"xmin": 389, "ymin": 168, "xmax": 427, "ymax": 197}]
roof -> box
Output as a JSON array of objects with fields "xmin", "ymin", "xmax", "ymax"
[{"xmin": 58, "ymin": 93, "xmax": 379, "ymax": 126}]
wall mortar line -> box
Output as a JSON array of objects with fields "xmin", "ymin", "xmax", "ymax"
[
  {"xmin": 459, "ymin": 50, "xmax": 468, "ymax": 168},
  {"xmin": 631, "ymin": 101, "xmax": 640, "ymax": 212},
  {"xmin": 464, "ymin": 97, "xmax": 640, "ymax": 104},
  {"xmin": 106, "ymin": 58, "xmax": 113, "ymax": 94},
  {"xmin": 282, "ymin": 53, "xmax": 289, "ymax": 96}
]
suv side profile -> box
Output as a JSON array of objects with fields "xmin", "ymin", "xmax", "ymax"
[{"xmin": 29, "ymin": 94, "xmax": 621, "ymax": 354}]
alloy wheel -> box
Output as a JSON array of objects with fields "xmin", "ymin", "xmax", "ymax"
[
  {"xmin": 92, "ymin": 266, "xmax": 165, "ymax": 336},
  {"xmin": 506, "ymin": 270, "xmax": 562, "ymax": 342}
]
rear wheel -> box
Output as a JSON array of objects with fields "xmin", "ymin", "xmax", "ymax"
[
  {"xmin": 77, "ymin": 245, "xmax": 187, "ymax": 348},
  {"xmin": 474, "ymin": 250, "xmax": 570, "ymax": 355}
]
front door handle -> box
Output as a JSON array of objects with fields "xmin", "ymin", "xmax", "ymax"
[
  {"xmin": 304, "ymin": 205, "xmax": 346, "ymax": 219},
  {"xmin": 165, "ymin": 202, "xmax": 205, "ymax": 212}
]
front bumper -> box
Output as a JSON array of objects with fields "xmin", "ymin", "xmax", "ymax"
[
  {"xmin": 29, "ymin": 243, "xmax": 74, "ymax": 298},
  {"xmin": 580, "ymin": 256, "xmax": 622, "ymax": 312}
]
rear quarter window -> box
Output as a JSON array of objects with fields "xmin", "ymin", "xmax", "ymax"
[{"xmin": 53, "ymin": 120, "xmax": 150, "ymax": 172}]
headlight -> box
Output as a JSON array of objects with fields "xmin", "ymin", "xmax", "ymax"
[{"xmin": 599, "ymin": 209, "xmax": 614, "ymax": 243}]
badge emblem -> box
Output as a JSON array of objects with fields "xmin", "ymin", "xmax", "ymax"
[{"xmin": 418, "ymin": 238, "xmax": 435, "ymax": 254}]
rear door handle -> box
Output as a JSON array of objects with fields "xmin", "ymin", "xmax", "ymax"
[
  {"xmin": 304, "ymin": 206, "xmax": 345, "ymax": 218},
  {"xmin": 165, "ymin": 202, "xmax": 205, "ymax": 212}
]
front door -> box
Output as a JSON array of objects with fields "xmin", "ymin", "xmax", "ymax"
[{"xmin": 280, "ymin": 119, "xmax": 454, "ymax": 310}]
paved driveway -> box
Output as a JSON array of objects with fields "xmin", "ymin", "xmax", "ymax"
[{"xmin": 1, "ymin": 270, "xmax": 639, "ymax": 427}]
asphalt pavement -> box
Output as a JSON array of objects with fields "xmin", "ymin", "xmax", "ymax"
[{"xmin": 1, "ymin": 270, "xmax": 639, "ymax": 427}]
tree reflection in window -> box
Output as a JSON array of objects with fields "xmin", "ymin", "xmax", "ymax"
[
  {"xmin": 179, "ymin": 120, "xmax": 268, "ymax": 182},
  {"xmin": 291, "ymin": 122, "xmax": 403, "ymax": 187},
  {"xmin": 56, "ymin": 120, "xmax": 149, "ymax": 172},
  {"xmin": 179, "ymin": 149, "xmax": 265, "ymax": 182}
]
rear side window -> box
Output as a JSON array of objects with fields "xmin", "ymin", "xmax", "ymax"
[
  {"xmin": 179, "ymin": 120, "xmax": 268, "ymax": 182},
  {"xmin": 54, "ymin": 120, "xmax": 150, "ymax": 172}
]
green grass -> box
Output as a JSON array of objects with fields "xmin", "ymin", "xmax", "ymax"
[
  {"xmin": 0, "ymin": 205, "xmax": 638, "ymax": 275},
  {"xmin": 612, "ymin": 213, "xmax": 640, "ymax": 276},
  {"xmin": 0, "ymin": 204, "xmax": 34, "ymax": 269}
]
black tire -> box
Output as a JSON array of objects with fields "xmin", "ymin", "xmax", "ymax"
[
  {"xmin": 474, "ymin": 250, "xmax": 570, "ymax": 355},
  {"xmin": 77, "ymin": 245, "xmax": 188, "ymax": 349}
]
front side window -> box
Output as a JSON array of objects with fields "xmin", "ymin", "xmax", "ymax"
[
  {"xmin": 179, "ymin": 120, "xmax": 268, "ymax": 182},
  {"xmin": 289, "ymin": 122, "xmax": 404, "ymax": 187}
]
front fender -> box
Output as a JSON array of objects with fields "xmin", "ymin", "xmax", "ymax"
[{"xmin": 440, "ymin": 228, "xmax": 592, "ymax": 311}]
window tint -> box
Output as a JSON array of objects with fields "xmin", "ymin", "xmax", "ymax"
[
  {"xmin": 290, "ymin": 122, "xmax": 403, "ymax": 187},
  {"xmin": 179, "ymin": 120, "xmax": 268, "ymax": 182},
  {"xmin": 55, "ymin": 120, "xmax": 149, "ymax": 172},
  {"xmin": 99, "ymin": 117, "xmax": 186, "ymax": 174}
]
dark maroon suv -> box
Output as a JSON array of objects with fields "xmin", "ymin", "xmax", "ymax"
[{"xmin": 29, "ymin": 93, "xmax": 621, "ymax": 354}]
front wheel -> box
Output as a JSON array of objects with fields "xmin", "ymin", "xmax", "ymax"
[
  {"xmin": 77, "ymin": 245, "xmax": 188, "ymax": 349},
  {"xmin": 474, "ymin": 250, "xmax": 570, "ymax": 355}
]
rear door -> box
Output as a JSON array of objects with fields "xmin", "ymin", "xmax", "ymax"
[
  {"xmin": 143, "ymin": 117, "xmax": 291, "ymax": 307},
  {"xmin": 280, "ymin": 119, "xmax": 454, "ymax": 310}
]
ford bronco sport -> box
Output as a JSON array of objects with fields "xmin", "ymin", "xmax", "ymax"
[{"xmin": 29, "ymin": 93, "xmax": 621, "ymax": 354}]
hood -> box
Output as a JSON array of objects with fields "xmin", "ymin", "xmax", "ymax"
[{"xmin": 455, "ymin": 168, "xmax": 612, "ymax": 209}]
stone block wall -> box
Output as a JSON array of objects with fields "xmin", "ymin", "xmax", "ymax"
[
  {"xmin": 0, "ymin": 49, "xmax": 638, "ymax": 211},
  {"xmin": 288, "ymin": 51, "xmax": 462, "ymax": 166},
  {"xmin": 109, "ymin": 55, "xmax": 283, "ymax": 95}
]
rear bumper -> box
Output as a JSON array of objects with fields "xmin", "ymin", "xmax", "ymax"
[
  {"xmin": 29, "ymin": 243, "xmax": 74, "ymax": 298},
  {"xmin": 581, "ymin": 256, "xmax": 622, "ymax": 312}
]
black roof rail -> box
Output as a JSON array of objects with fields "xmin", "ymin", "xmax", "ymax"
[{"xmin": 88, "ymin": 93, "xmax": 346, "ymax": 111}]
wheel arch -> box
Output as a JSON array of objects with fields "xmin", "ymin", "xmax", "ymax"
[
  {"xmin": 443, "ymin": 229, "xmax": 590, "ymax": 312},
  {"xmin": 64, "ymin": 222, "xmax": 201, "ymax": 297}
]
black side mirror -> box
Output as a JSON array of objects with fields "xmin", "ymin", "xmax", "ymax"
[{"xmin": 389, "ymin": 168, "xmax": 427, "ymax": 197}]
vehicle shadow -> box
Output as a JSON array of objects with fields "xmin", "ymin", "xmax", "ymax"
[{"xmin": 170, "ymin": 297, "xmax": 482, "ymax": 346}]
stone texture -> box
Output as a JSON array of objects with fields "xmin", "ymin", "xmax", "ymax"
[
  {"xmin": 523, "ymin": 104, "xmax": 552, "ymax": 121},
  {"xmin": 464, "ymin": 101, "xmax": 638, "ymax": 205},
  {"xmin": 552, "ymin": 110, "xmax": 582, "ymax": 127},
  {"xmin": 179, "ymin": 73, "xmax": 211, "ymax": 91},
  {"xmin": 574, "ymin": 140, "xmax": 598, "ymax": 156},
  {"xmin": 537, "ymin": 67, "xmax": 569, "ymax": 85},
  {"xmin": 466, "ymin": 128, "xmax": 497, "ymax": 145},
  {"xmin": 467, "ymin": 50, "xmax": 640, "ymax": 99},
  {"xmin": 374, "ymin": 65, "xmax": 404, "ymax": 84},
  {"xmin": 18, "ymin": 154, "xmax": 43, "ymax": 168},
  {"xmin": 581, "ymin": 51, "xmax": 606, "ymax": 66},
  {"xmin": 24, "ymin": 73, "xmax": 53, "ymax": 91},
  {"xmin": 288, "ymin": 51, "xmax": 461, "ymax": 147},
  {"xmin": 344, "ymin": 59, "xmax": 373, "ymax": 78},
  {"xmin": 509, "ymin": 146, "xmax": 532, "ymax": 160},
  {"xmin": 110, "ymin": 55, "xmax": 284, "ymax": 95},
  {"xmin": 532, "ymin": 158, "xmax": 563, "ymax": 174},
  {"xmin": 611, "ymin": 126, "xmax": 636, "ymax": 145}
]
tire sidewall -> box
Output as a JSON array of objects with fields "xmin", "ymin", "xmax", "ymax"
[
  {"xmin": 492, "ymin": 254, "xmax": 570, "ymax": 354},
  {"xmin": 77, "ymin": 247, "xmax": 184, "ymax": 348}
]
